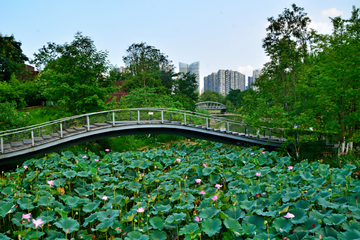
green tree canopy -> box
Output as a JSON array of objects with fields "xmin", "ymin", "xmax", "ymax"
[
  {"xmin": 200, "ymin": 90, "xmax": 225, "ymax": 104},
  {"xmin": 122, "ymin": 42, "xmax": 174, "ymax": 94},
  {"xmin": 0, "ymin": 34, "xmax": 28, "ymax": 81},
  {"xmin": 32, "ymin": 32, "xmax": 117, "ymax": 114}
]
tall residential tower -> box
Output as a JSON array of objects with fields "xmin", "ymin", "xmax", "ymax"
[{"xmin": 179, "ymin": 61, "xmax": 200, "ymax": 93}]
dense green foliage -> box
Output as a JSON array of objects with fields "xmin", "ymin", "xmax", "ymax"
[
  {"xmin": 32, "ymin": 32, "xmax": 118, "ymax": 114},
  {"xmin": 240, "ymin": 5, "xmax": 360, "ymax": 157},
  {"xmin": 0, "ymin": 102, "xmax": 31, "ymax": 131},
  {"xmin": 1, "ymin": 143, "xmax": 360, "ymax": 239},
  {"xmin": 0, "ymin": 34, "xmax": 28, "ymax": 81}
]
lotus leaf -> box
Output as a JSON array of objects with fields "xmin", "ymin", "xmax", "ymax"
[
  {"xmin": 224, "ymin": 207, "xmax": 245, "ymax": 220},
  {"xmin": 83, "ymin": 201, "xmax": 101, "ymax": 213},
  {"xmin": 282, "ymin": 190, "xmax": 301, "ymax": 202},
  {"xmin": 198, "ymin": 206, "xmax": 220, "ymax": 219},
  {"xmin": 125, "ymin": 231, "xmax": 150, "ymax": 240},
  {"xmin": 17, "ymin": 198, "xmax": 34, "ymax": 211},
  {"xmin": 239, "ymin": 200, "xmax": 255, "ymax": 211},
  {"xmin": 242, "ymin": 222, "xmax": 256, "ymax": 235},
  {"xmin": 202, "ymin": 167, "xmax": 215, "ymax": 176},
  {"xmin": 317, "ymin": 197, "xmax": 340, "ymax": 209},
  {"xmin": 54, "ymin": 217, "xmax": 80, "ymax": 233},
  {"xmin": 127, "ymin": 182, "xmax": 142, "ymax": 192},
  {"xmin": 223, "ymin": 217, "xmax": 242, "ymax": 233},
  {"xmin": 165, "ymin": 213, "xmax": 186, "ymax": 224},
  {"xmin": 337, "ymin": 229, "xmax": 360, "ymax": 240},
  {"xmin": 243, "ymin": 215, "xmax": 266, "ymax": 232},
  {"xmin": 289, "ymin": 208, "xmax": 308, "ymax": 225},
  {"xmin": 149, "ymin": 230, "xmax": 167, "ymax": 240},
  {"xmin": 272, "ymin": 217, "xmax": 293, "ymax": 232},
  {"xmin": 149, "ymin": 216, "xmax": 164, "ymax": 230},
  {"xmin": 324, "ymin": 214, "xmax": 346, "ymax": 226},
  {"xmin": 202, "ymin": 218, "xmax": 222, "ymax": 237}
]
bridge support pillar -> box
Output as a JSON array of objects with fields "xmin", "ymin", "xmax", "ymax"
[
  {"xmin": 1, "ymin": 138, "xmax": 3, "ymax": 153},
  {"xmin": 112, "ymin": 112, "xmax": 115, "ymax": 126},
  {"xmin": 60, "ymin": 123, "xmax": 63, "ymax": 138},
  {"xmin": 31, "ymin": 131, "xmax": 34, "ymax": 147},
  {"xmin": 87, "ymin": 116, "xmax": 90, "ymax": 131},
  {"xmin": 184, "ymin": 113, "xmax": 186, "ymax": 125},
  {"xmin": 206, "ymin": 118, "xmax": 209, "ymax": 129},
  {"xmin": 137, "ymin": 110, "xmax": 140, "ymax": 124},
  {"xmin": 161, "ymin": 111, "xmax": 164, "ymax": 124},
  {"xmin": 226, "ymin": 122, "xmax": 229, "ymax": 132}
]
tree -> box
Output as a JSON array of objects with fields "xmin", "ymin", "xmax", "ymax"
[
  {"xmin": 0, "ymin": 34, "xmax": 28, "ymax": 81},
  {"xmin": 122, "ymin": 42, "xmax": 174, "ymax": 93},
  {"xmin": 309, "ymin": 6, "xmax": 360, "ymax": 152},
  {"xmin": 0, "ymin": 102, "xmax": 31, "ymax": 131},
  {"xmin": 32, "ymin": 32, "xmax": 117, "ymax": 114},
  {"xmin": 172, "ymin": 72, "xmax": 199, "ymax": 111},
  {"xmin": 200, "ymin": 90, "xmax": 225, "ymax": 104}
]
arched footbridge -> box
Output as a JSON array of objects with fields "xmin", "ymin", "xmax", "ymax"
[
  {"xmin": 0, "ymin": 108, "xmax": 285, "ymax": 164},
  {"xmin": 196, "ymin": 101, "xmax": 227, "ymax": 110}
]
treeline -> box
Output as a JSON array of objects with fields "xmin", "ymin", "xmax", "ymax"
[
  {"xmin": 242, "ymin": 5, "xmax": 360, "ymax": 157},
  {"xmin": 0, "ymin": 33, "xmax": 198, "ymax": 130}
]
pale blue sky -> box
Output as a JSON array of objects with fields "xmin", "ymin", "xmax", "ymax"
[{"xmin": 1, "ymin": 0, "xmax": 358, "ymax": 90}]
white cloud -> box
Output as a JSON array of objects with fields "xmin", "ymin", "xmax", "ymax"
[
  {"xmin": 309, "ymin": 21, "xmax": 333, "ymax": 34},
  {"xmin": 238, "ymin": 65, "xmax": 254, "ymax": 79},
  {"xmin": 321, "ymin": 8, "xmax": 343, "ymax": 18}
]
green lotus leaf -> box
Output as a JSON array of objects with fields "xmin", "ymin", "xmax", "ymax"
[
  {"xmin": 202, "ymin": 167, "xmax": 215, "ymax": 176},
  {"xmin": 268, "ymin": 192, "xmax": 281, "ymax": 203},
  {"xmin": 44, "ymin": 229, "xmax": 64, "ymax": 239},
  {"xmin": 75, "ymin": 187, "xmax": 92, "ymax": 196},
  {"xmin": 198, "ymin": 206, "xmax": 220, "ymax": 219},
  {"xmin": 299, "ymin": 171, "xmax": 314, "ymax": 181},
  {"xmin": 0, "ymin": 233, "xmax": 11, "ymax": 240},
  {"xmin": 170, "ymin": 191, "xmax": 182, "ymax": 201},
  {"xmin": 95, "ymin": 218, "xmax": 114, "ymax": 232},
  {"xmin": 0, "ymin": 201, "xmax": 14, "ymax": 217},
  {"xmin": 145, "ymin": 153, "xmax": 155, "ymax": 160},
  {"xmin": 255, "ymin": 209, "xmax": 277, "ymax": 218},
  {"xmin": 223, "ymin": 207, "xmax": 245, "ymax": 220},
  {"xmin": 179, "ymin": 223, "xmax": 199, "ymax": 235},
  {"xmin": 23, "ymin": 230, "xmax": 46, "ymax": 239},
  {"xmin": 39, "ymin": 210, "xmax": 56, "ymax": 224},
  {"xmin": 152, "ymin": 205, "xmax": 171, "ymax": 214},
  {"xmin": 342, "ymin": 221, "xmax": 360, "ymax": 231},
  {"xmin": 317, "ymin": 197, "xmax": 340, "ymax": 209},
  {"xmin": 242, "ymin": 222, "xmax": 256, "ymax": 235},
  {"xmin": 282, "ymin": 190, "xmax": 301, "ymax": 202},
  {"xmin": 311, "ymin": 178, "xmax": 327, "ymax": 188},
  {"xmin": 297, "ymin": 217, "xmax": 321, "ymax": 232},
  {"xmin": 97, "ymin": 209, "xmax": 120, "ymax": 222},
  {"xmin": 77, "ymin": 171, "xmax": 90, "ymax": 177},
  {"xmin": 324, "ymin": 214, "xmax": 346, "ymax": 226},
  {"xmin": 239, "ymin": 200, "xmax": 255, "ymax": 211},
  {"xmin": 337, "ymin": 169, "xmax": 352, "ymax": 179},
  {"xmin": 287, "ymin": 230, "xmax": 308, "ymax": 240},
  {"xmin": 149, "ymin": 216, "xmax": 164, "ymax": 230},
  {"xmin": 66, "ymin": 196, "xmax": 81, "ymax": 208},
  {"xmin": 98, "ymin": 168, "xmax": 111, "ymax": 175},
  {"xmin": 83, "ymin": 213, "xmax": 98, "ymax": 227},
  {"xmin": 318, "ymin": 190, "xmax": 332, "ymax": 199},
  {"xmin": 316, "ymin": 226, "xmax": 339, "ymax": 239},
  {"xmin": 223, "ymin": 217, "xmax": 242, "ymax": 234},
  {"xmin": 61, "ymin": 150, "xmax": 75, "ymax": 159},
  {"xmin": 290, "ymin": 208, "xmax": 308, "ymax": 225},
  {"xmin": 125, "ymin": 231, "xmax": 149, "ymax": 240},
  {"xmin": 337, "ymin": 229, "xmax": 360, "ymax": 240},
  {"xmin": 127, "ymin": 182, "xmax": 142, "ymax": 192},
  {"xmin": 139, "ymin": 161, "xmax": 151, "ymax": 169},
  {"xmin": 242, "ymin": 215, "xmax": 266, "ymax": 232},
  {"xmin": 309, "ymin": 210, "xmax": 326, "ymax": 220},
  {"xmin": 17, "ymin": 198, "xmax": 34, "ymax": 211},
  {"xmin": 149, "ymin": 230, "xmax": 167, "ymax": 240},
  {"xmin": 294, "ymin": 200, "xmax": 310, "ymax": 210},
  {"xmin": 165, "ymin": 213, "xmax": 186, "ymax": 224},
  {"xmin": 63, "ymin": 170, "xmax": 77, "ymax": 178},
  {"xmin": 11, "ymin": 212, "xmax": 23, "ymax": 227},
  {"xmin": 183, "ymin": 193, "xmax": 195, "ymax": 203},
  {"xmin": 175, "ymin": 203, "xmax": 194, "ymax": 210},
  {"xmin": 272, "ymin": 217, "xmax": 293, "ymax": 232},
  {"xmin": 54, "ymin": 217, "xmax": 80, "ymax": 233},
  {"xmin": 202, "ymin": 218, "xmax": 222, "ymax": 237}
]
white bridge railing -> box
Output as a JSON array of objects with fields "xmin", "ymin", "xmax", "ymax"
[{"xmin": 0, "ymin": 108, "xmax": 284, "ymax": 154}]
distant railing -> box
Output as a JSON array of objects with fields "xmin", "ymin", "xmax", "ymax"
[
  {"xmin": 0, "ymin": 108, "xmax": 285, "ymax": 154},
  {"xmin": 196, "ymin": 101, "xmax": 227, "ymax": 110}
]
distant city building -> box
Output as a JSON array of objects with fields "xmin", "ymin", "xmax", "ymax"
[
  {"xmin": 203, "ymin": 69, "xmax": 245, "ymax": 95},
  {"xmin": 179, "ymin": 61, "xmax": 200, "ymax": 93},
  {"xmin": 247, "ymin": 76, "xmax": 253, "ymax": 89}
]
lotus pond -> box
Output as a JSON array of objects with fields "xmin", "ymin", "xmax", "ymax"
[{"xmin": 1, "ymin": 142, "xmax": 360, "ymax": 240}]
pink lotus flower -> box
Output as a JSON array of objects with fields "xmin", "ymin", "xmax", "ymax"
[
  {"xmin": 212, "ymin": 195, "xmax": 218, "ymax": 201},
  {"xmin": 262, "ymin": 152, "xmax": 265, "ymax": 154},
  {"xmin": 47, "ymin": 180, "xmax": 54, "ymax": 186},
  {"xmin": 319, "ymin": 234, "xmax": 322, "ymax": 239},
  {"xmin": 23, "ymin": 166, "xmax": 28, "ymax": 170},
  {"xmin": 194, "ymin": 216, "xmax": 202, "ymax": 222},
  {"xmin": 284, "ymin": 212, "xmax": 295, "ymax": 219},
  {"xmin": 195, "ymin": 179, "xmax": 201, "ymax": 184},
  {"xmin": 32, "ymin": 218, "xmax": 44, "ymax": 229},
  {"xmin": 22, "ymin": 213, "xmax": 31, "ymax": 223},
  {"xmin": 105, "ymin": 149, "xmax": 110, "ymax": 152},
  {"xmin": 102, "ymin": 196, "xmax": 108, "ymax": 201},
  {"xmin": 82, "ymin": 155, "xmax": 87, "ymax": 159},
  {"xmin": 288, "ymin": 166, "xmax": 293, "ymax": 171},
  {"xmin": 215, "ymin": 184, "xmax": 223, "ymax": 190},
  {"xmin": 255, "ymin": 172, "xmax": 261, "ymax": 177},
  {"xmin": 250, "ymin": 152, "xmax": 254, "ymax": 155},
  {"xmin": 137, "ymin": 207, "xmax": 145, "ymax": 213},
  {"xmin": 76, "ymin": 160, "xmax": 78, "ymax": 163},
  {"xmin": 199, "ymin": 190, "xmax": 206, "ymax": 195},
  {"xmin": 203, "ymin": 163, "xmax": 207, "ymax": 167},
  {"xmin": 95, "ymin": 159, "xmax": 99, "ymax": 162},
  {"xmin": 176, "ymin": 158, "xmax": 181, "ymax": 163},
  {"xmin": 154, "ymin": 165, "xmax": 157, "ymax": 169}
]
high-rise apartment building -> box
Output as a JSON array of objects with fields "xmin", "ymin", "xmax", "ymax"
[
  {"xmin": 179, "ymin": 61, "xmax": 200, "ymax": 93},
  {"xmin": 203, "ymin": 69, "xmax": 245, "ymax": 95}
]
